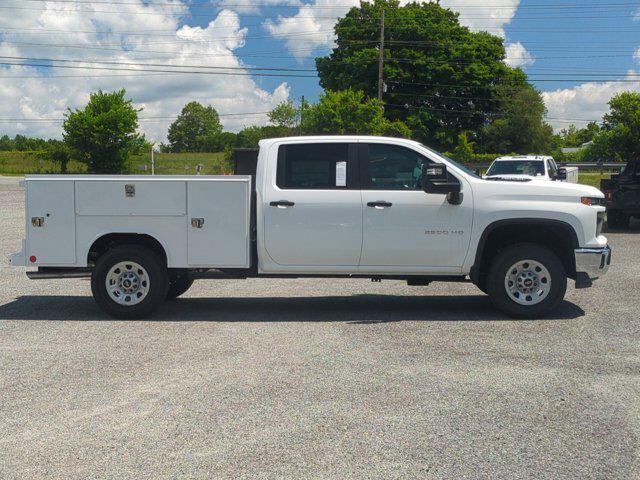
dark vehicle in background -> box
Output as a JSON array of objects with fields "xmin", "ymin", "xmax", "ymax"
[{"xmin": 601, "ymin": 158, "xmax": 640, "ymax": 228}]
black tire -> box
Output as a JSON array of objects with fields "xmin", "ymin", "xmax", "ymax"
[
  {"xmin": 166, "ymin": 273, "xmax": 194, "ymax": 300},
  {"xmin": 607, "ymin": 210, "xmax": 630, "ymax": 229},
  {"xmin": 91, "ymin": 245, "xmax": 168, "ymax": 319},
  {"xmin": 486, "ymin": 243, "xmax": 567, "ymax": 318}
]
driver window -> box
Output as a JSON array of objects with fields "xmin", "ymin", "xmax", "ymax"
[
  {"xmin": 547, "ymin": 159, "xmax": 558, "ymax": 178},
  {"xmin": 365, "ymin": 143, "xmax": 431, "ymax": 190}
]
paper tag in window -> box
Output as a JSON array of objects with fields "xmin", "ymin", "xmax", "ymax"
[{"xmin": 336, "ymin": 161, "xmax": 347, "ymax": 187}]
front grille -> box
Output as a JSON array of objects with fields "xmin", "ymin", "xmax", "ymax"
[{"xmin": 597, "ymin": 211, "xmax": 605, "ymax": 236}]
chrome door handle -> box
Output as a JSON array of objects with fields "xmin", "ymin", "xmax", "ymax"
[
  {"xmin": 270, "ymin": 200, "xmax": 295, "ymax": 208},
  {"xmin": 367, "ymin": 201, "xmax": 392, "ymax": 209}
]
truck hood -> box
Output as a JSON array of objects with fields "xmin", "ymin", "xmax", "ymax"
[
  {"xmin": 484, "ymin": 174, "xmax": 543, "ymax": 181},
  {"xmin": 476, "ymin": 177, "xmax": 603, "ymax": 198}
]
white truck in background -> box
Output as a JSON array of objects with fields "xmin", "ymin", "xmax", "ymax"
[
  {"xmin": 485, "ymin": 155, "xmax": 579, "ymax": 183},
  {"xmin": 9, "ymin": 136, "xmax": 610, "ymax": 319}
]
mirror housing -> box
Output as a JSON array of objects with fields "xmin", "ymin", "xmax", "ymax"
[
  {"xmin": 555, "ymin": 168, "xmax": 567, "ymax": 181},
  {"xmin": 422, "ymin": 163, "xmax": 463, "ymax": 205}
]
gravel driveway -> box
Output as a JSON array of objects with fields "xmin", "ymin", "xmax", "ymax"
[{"xmin": 0, "ymin": 179, "xmax": 639, "ymax": 479}]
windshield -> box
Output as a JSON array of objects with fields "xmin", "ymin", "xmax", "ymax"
[
  {"xmin": 486, "ymin": 160, "xmax": 545, "ymax": 177},
  {"xmin": 418, "ymin": 143, "xmax": 481, "ymax": 178}
]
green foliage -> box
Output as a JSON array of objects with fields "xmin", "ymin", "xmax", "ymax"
[
  {"xmin": 451, "ymin": 132, "xmax": 475, "ymax": 163},
  {"xmin": 0, "ymin": 134, "xmax": 51, "ymax": 152},
  {"xmin": 559, "ymin": 122, "xmax": 600, "ymax": 148},
  {"xmin": 301, "ymin": 89, "xmax": 410, "ymax": 137},
  {"xmin": 43, "ymin": 140, "xmax": 71, "ymax": 174},
  {"xmin": 584, "ymin": 92, "xmax": 640, "ymax": 161},
  {"xmin": 235, "ymin": 125, "xmax": 295, "ymax": 149},
  {"xmin": 444, "ymin": 152, "xmax": 498, "ymax": 164},
  {"xmin": 63, "ymin": 89, "xmax": 141, "ymax": 173},
  {"xmin": 268, "ymin": 101, "xmax": 299, "ymax": 128},
  {"xmin": 481, "ymin": 86, "xmax": 553, "ymax": 154},
  {"xmin": 316, "ymin": 0, "xmax": 528, "ymax": 149},
  {"xmin": 128, "ymin": 134, "xmax": 153, "ymax": 156},
  {"xmin": 167, "ymin": 102, "xmax": 224, "ymax": 153}
]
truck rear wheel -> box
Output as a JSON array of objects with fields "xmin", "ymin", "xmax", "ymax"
[
  {"xmin": 166, "ymin": 274, "xmax": 194, "ymax": 300},
  {"xmin": 91, "ymin": 245, "xmax": 168, "ymax": 319},
  {"xmin": 486, "ymin": 243, "xmax": 567, "ymax": 318}
]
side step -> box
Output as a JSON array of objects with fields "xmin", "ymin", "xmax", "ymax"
[{"xmin": 27, "ymin": 268, "xmax": 92, "ymax": 279}]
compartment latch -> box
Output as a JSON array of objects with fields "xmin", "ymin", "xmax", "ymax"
[{"xmin": 31, "ymin": 217, "xmax": 45, "ymax": 227}]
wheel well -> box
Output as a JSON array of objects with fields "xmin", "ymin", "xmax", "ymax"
[
  {"xmin": 87, "ymin": 233, "xmax": 167, "ymax": 266},
  {"xmin": 472, "ymin": 220, "xmax": 578, "ymax": 289}
]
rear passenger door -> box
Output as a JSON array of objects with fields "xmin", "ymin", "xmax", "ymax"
[{"xmin": 262, "ymin": 142, "xmax": 363, "ymax": 268}]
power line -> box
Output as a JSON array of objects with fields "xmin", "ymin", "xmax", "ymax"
[
  {"xmin": 0, "ymin": 61, "xmax": 318, "ymax": 77},
  {"xmin": 0, "ymin": 55, "xmax": 316, "ymax": 72}
]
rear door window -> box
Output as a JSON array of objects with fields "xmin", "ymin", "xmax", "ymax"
[{"xmin": 276, "ymin": 143, "xmax": 357, "ymax": 189}]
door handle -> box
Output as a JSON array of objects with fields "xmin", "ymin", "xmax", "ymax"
[
  {"xmin": 270, "ymin": 200, "xmax": 295, "ymax": 208},
  {"xmin": 367, "ymin": 201, "xmax": 393, "ymax": 209}
]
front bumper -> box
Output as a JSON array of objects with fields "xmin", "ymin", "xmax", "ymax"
[{"xmin": 574, "ymin": 245, "xmax": 611, "ymax": 288}]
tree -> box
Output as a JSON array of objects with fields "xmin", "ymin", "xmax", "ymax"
[
  {"xmin": 451, "ymin": 132, "xmax": 475, "ymax": 162},
  {"xmin": 584, "ymin": 92, "xmax": 640, "ymax": 161},
  {"xmin": 235, "ymin": 125, "xmax": 293, "ymax": 149},
  {"xmin": 44, "ymin": 140, "xmax": 71, "ymax": 174},
  {"xmin": 268, "ymin": 101, "xmax": 299, "ymax": 129},
  {"xmin": 167, "ymin": 102, "xmax": 223, "ymax": 152},
  {"xmin": 559, "ymin": 122, "xmax": 601, "ymax": 148},
  {"xmin": 63, "ymin": 89, "xmax": 141, "ymax": 173},
  {"xmin": 315, "ymin": 0, "xmax": 528, "ymax": 149},
  {"xmin": 301, "ymin": 89, "xmax": 410, "ymax": 137},
  {"xmin": 481, "ymin": 85, "xmax": 553, "ymax": 154}
]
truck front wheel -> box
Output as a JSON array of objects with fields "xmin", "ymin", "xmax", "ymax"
[
  {"xmin": 486, "ymin": 243, "xmax": 567, "ymax": 318},
  {"xmin": 91, "ymin": 245, "xmax": 169, "ymax": 319}
]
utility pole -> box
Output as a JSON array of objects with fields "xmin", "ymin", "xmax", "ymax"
[
  {"xmin": 151, "ymin": 146, "xmax": 155, "ymax": 175},
  {"xmin": 377, "ymin": 8, "xmax": 385, "ymax": 102},
  {"xmin": 299, "ymin": 95, "xmax": 305, "ymax": 135}
]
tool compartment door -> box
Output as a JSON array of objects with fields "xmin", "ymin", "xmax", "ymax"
[
  {"xmin": 26, "ymin": 180, "xmax": 76, "ymax": 265},
  {"xmin": 187, "ymin": 179, "xmax": 251, "ymax": 268}
]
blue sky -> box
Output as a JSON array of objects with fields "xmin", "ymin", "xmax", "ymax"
[{"xmin": 0, "ymin": 0, "xmax": 639, "ymax": 141}]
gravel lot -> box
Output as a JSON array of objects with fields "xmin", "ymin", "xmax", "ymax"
[{"xmin": 0, "ymin": 177, "xmax": 639, "ymax": 479}]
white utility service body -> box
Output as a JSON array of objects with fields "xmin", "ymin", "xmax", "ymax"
[
  {"xmin": 485, "ymin": 155, "xmax": 579, "ymax": 183},
  {"xmin": 9, "ymin": 136, "xmax": 611, "ymax": 318}
]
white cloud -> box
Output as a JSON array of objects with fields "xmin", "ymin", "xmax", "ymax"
[
  {"xmin": 504, "ymin": 42, "xmax": 535, "ymax": 68},
  {"xmin": 441, "ymin": 0, "xmax": 520, "ymax": 37},
  {"xmin": 0, "ymin": 1, "xmax": 290, "ymax": 141},
  {"xmin": 542, "ymin": 74, "xmax": 640, "ymax": 131},
  {"xmin": 264, "ymin": 0, "xmax": 522, "ymax": 59},
  {"xmin": 634, "ymin": 47, "xmax": 640, "ymax": 62}
]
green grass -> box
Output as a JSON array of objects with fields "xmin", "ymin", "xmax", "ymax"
[
  {"xmin": 126, "ymin": 152, "xmax": 230, "ymax": 175},
  {"xmin": 0, "ymin": 151, "xmax": 230, "ymax": 175},
  {"xmin": 579, "ymin": 172, "xmax": 610, "ymax": 189}
]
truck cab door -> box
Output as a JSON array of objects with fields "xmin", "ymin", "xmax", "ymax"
[
  {"xmin": 358, "ymin": 142, "xmax": 473, "ymax": 273},
  {"xmin": 261, "ymin": 142, "xmax": 362, "ymax": 270}
]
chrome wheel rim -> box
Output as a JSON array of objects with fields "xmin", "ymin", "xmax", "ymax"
[
  {"xmin": 105, "ymin": 261, "xmax": 150, "ymax": 306},
  {"xmin": 504, "ymin": 259, "xmax": 551, "ymax": 306}
]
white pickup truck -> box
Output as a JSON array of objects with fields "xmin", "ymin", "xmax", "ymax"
[
  {"xmin": 9, "ymin": 136, "xmax": 611, "ymax": 319},
  {"xmin": 485, "ymin": 155, "xmax": 579, "ymax": 183}
]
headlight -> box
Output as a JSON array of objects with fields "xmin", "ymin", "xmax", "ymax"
[{"xmin": 581, "ymin": 196, "xmax": 605, "ymax": 206}]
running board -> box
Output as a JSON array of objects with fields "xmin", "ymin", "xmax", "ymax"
[{"xmin": 27, "ymin": 268, "xmax": 92, "ymax": 279}]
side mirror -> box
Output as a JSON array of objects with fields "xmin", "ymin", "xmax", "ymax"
[
  {"xmin": 422, "ymin": 163, "xmax": 463, "ymax": 205},
  {"xmin": 556, "ymin": 168, "xmax": 567, "ymax": 181}
]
